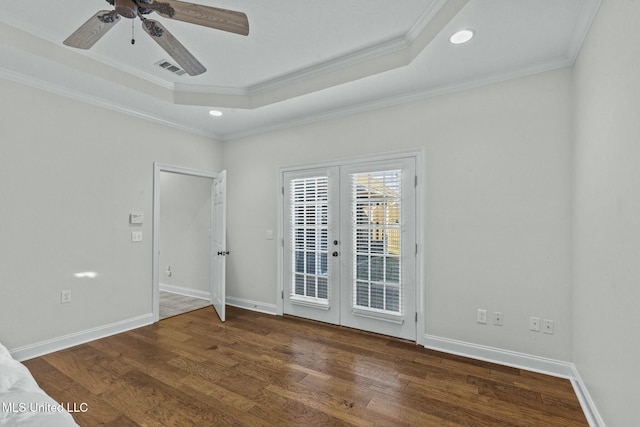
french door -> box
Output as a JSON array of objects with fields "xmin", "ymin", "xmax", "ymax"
[{"xmin": 283, "ymin": 158, "xmax": 416, "ymax": 340}]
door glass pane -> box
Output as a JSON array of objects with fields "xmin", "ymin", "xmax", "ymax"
[
  {"xmin": 351, "ymin": 170, "xmax": 402, "ymax": 313},
  {"xmin": 290, "ymin": 176, "xmax": 330, "ymax": 301}
]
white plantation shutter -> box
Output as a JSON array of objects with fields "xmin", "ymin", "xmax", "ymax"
[
  {"xmin": 290, "ymin": 176, "xmax": 330, "ymax": 301},
  {"xmin": 351, "ymin": 170, "xmax": 402, "ymax": 315}
]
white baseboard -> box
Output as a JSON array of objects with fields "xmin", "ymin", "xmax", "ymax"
[
  {"xmin": 9, "ymin": 313, "xmax": 154, "ymax": 362},
  {"xmin": 570, "ymin": 365, "xmax": 606, "ymax": 427},
  {"xmin": 8, "ymin": 295, "xmax": 274, "ymax": 362},
  {"xmin": 226, "ymin": 296, "xmax": 278, "ymax": 315},
  {"xmin": 423, "ymin": 334, "xmax": 604, "ymax": 427},
  {"xmin": 423, "ymin": 334, "xmax": 574, "ymax": 378},
  {"xmin": 160, "ymin": 283, "xmax": 211, "ymax": 300}
]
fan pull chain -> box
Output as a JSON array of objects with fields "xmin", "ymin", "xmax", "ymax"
[{"xmin": 131, "ymin": 19, "xmax": 135, "ymax": 45}]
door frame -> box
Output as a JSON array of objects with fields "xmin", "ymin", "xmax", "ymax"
[
  {"xmin": 276, "ymin": 148, "xmax": 426, "ymax": 344},
  {"xmin": 152, "ymin": 162, "xmax": 219, "ymax": 323}
]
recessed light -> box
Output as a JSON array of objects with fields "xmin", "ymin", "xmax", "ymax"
[
  {"xmin": 450, "ymin": 29, "xmax": 474, "ymax": 45},
  {"xmin": 209, "ymin": 110, "xmax": 223, "ymax": 117}
]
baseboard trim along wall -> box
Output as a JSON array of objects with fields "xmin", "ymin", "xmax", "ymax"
[
  {"xmin": 159, "ymin": 283, "xmax": 211, "ymax": 300},
  {"xmin": 570, "ymin": 365, "xmax": 607, "ymax": 427},
  {"xmin": 423, "ymin": 334, "xmax": 604, "ymax": 427},
  {"xmin": 226, "ymin": 296, "xmax": 278, "ymax": 316},
  {"xmin": 10, "ymin": 313, "xmax": 154, "ymax": 362},
  {"xmin": 9, "ymin": 296, "xmax": 274, "ymax": 362}
]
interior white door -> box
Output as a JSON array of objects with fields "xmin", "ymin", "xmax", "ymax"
[
  {"xmin": 211, "ymin": 170, "xmax": 227, "ymax": 322},
  {"xmin": 282, "ymin": 158, "xmax": 417, "ymax": 340}
]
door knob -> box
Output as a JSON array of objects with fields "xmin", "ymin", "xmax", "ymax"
[{"xmin": 332, "ymin": 251, "xmax": 339, "ymax": 257}]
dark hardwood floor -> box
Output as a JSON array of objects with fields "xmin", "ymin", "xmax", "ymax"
[{"xmin": 24, "ymin": 306, "xmax": 588, "ymax": 427}]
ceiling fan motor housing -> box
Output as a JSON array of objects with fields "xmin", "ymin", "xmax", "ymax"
[{"xmin": 114, "ymin": 0, "xmax": 138, "ymax": 19}]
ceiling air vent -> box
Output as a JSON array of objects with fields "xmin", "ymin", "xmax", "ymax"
[{"xmin": 155, "ymin": 59, "xmax": 186, "ymax": 76}]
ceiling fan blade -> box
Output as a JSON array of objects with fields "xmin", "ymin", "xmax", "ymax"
[
  {"xmin": 142, "ymin": 19, "xmax": 206, "ymax": 76},
  {"xmin": 63, "ymin": 10, "xmax": 121, "ymax": 49},
  {"xmin": 150, "ymin": 0, "xmax": 249, "ymax": 36}
]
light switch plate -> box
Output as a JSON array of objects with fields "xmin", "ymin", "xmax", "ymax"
[
  {"xmin": 61, "ymin": 290, "xmax": 71, "ymax": 304},
  {"xmin": 477, "ymin": 309, "xmax": 487, "ymax": 324},
  {"xmin": 130, "ymin": 213, "xmax": 144, "ymax": 224},
  {"xmin": 131, "ymin": 231, "xmax": 143, "ymax": 242}
]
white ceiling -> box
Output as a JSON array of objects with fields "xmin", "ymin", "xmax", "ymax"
[{"xmin": 0, "ymin": 0, "xmax": 600, "ymax": 141}]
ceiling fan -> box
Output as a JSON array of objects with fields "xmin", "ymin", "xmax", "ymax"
[{"xmin": 63, "ymin": 0, "xmax": 249, "ymax": 76}]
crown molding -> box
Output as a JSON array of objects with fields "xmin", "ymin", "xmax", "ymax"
[
  {"xmin": 0, "ymin": 67, "xmax": 216, "ymax": 140},
  {"xmin": 171, "ymin": 0, "xmax": 469, "ymax": 109},
  {"xmin": 217, "ymin": 56, "xmax": 575, "ymax": 141},
  {"xmin": 566, "ymin": 0, "xmax": 602, "ymax": 64}
]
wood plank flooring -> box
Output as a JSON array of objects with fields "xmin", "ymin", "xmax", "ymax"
[
  {"xmin": 159, "ymin": 291, "xmax": 211, "ymax": 320},
  {"xmin": 24, "ymin": 306, "xmax": 588, "ymax": 427}
]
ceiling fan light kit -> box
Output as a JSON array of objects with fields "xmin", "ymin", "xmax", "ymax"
[{"xmin": 63, "ymin": 0, "xmax": 249, "ymax": 76}]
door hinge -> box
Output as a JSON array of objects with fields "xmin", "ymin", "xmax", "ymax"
[
  {"xmin": 281, "ymin": 290, "xmax": 284, "ymax": 299},
  {"xmin": 281, "ymin": 186, "xmax": 284, "ymax": 195},
  {"xmin": 415, "ymin": 312, "xmax": 418, "ymax": 322},
  {"xmin": 415, "ymin": 243, "xmax": 418, "ymax": 255},
  {"xmin": 415, "ymin": 175, "xmax": 418, "ymax": 187}
]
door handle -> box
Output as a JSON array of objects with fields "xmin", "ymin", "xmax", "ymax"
[
  {"xmin": 217, "ymin": 251, "xmax": 230, "ymax": 256},
  {"xmin": 332, "ymin": 251, "xmax": 339, "ymax": 257}
]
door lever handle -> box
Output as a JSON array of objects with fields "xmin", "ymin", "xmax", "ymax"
[{"xmin": 217, "ymin": 250, "xmax": 230, "ymax": 256}]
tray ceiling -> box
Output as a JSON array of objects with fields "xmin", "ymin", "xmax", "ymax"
[{"xmin": 0, "ymin": 0, "xmax": 601, "ymax": 140}]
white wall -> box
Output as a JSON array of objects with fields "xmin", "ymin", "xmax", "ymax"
[
  {"xmin": 159, "ymin": 172, "xmax": 213, "ymax": 296},
  {"xmin": 0, "ymin": 78, "xmax": 222, "ymax": 350},
  {"xmin": 223, "ymin": 68, "xmax": 573, "ymax": 361},
  {"xmin": 572, "ymin": 1, "xmax": 640, "ymax": 425}
]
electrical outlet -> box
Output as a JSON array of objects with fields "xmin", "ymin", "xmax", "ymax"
[
  {"xmin": 529, "ymin": 316, "xmax": 540, "ymax": 332},
  {"xmin": 61, "ymin": 290, "xmax": 71, "ymax": 304},
  {"xmin": 543, "ymin": 319, "xmax": 554, "ymax": 334},
  {"xmin": 477, "ymin": 309, "xmax": 487, "ymax": 324},
  {"xmin": 493, "ymin": 312, "xmax": 503, "ymax": 326}
]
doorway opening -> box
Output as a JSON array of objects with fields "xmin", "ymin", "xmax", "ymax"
[{"xmin": 152, "ymin": 163, "xmax": 227, "ymax": 323}]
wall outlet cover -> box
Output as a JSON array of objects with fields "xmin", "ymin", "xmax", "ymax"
[
  {"xmin": 493, "ymin": 312, "xmax": 503, "ymax": 326},
  {"xmin": 529, "ymin": 316, "xmax": 540, "ymax": 332}
]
